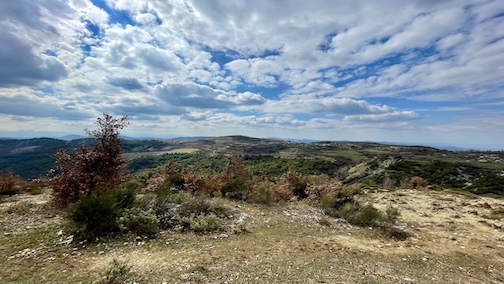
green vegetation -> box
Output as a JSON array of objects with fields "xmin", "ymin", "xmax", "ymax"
[
  {"xmin": 100, "ymin": 258, "xmax": 133, "ymax": 284},
  {"xmin": 2, "ymin": 114, "xmax": 504, "ymax": 284}
]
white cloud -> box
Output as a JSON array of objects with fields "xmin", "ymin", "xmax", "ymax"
[
  {"xmin": 0, "ymin": 0, "xmax": 502, "ymax": 148},
  {"xmin": 344, "ymin": 111, "xmax": 420, "ymax": 122}
]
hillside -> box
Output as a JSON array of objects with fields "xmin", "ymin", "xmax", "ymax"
[
  {"xmin": 1, "ymin": 188, "xmax": 503, "ymax": 283},
  {"xmin": 1, "ymin": 136, "xmax": 503, "ymax": 195},
  {"xmin": 1, "ymin": 135, "xmax": 504, "ymax": 283}
]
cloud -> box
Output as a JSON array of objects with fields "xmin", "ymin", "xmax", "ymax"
[
  {"xmin": 0, "ymin": 31, "xmax": 68, "ymax": 87},
  {"xmin": 0, "ymin": 92, "xmax": 92, "ymax": 119},
  {"xmin": 157, "ymin": 83, "xmax": 265, "ymax": 108},
  {"xmin": 0, "ymin": 0, "xmax": 502, "ymax": 148},
  {"xmin": 344, "ymin": 111, "xmax": 420, "ymax": 122},
  {"xmin": 107, "ymin": 77, "xmax": 144, "ymax": 90},
  {"xmin": 266, "ymin": 97, "xmax": 397, "ymax": 115}
]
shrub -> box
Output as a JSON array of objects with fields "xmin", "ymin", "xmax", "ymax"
[
  {"xmin": 385, "ymin": 206, "xmax": 400, "ymax": 221},
  {"xmin": 318, "ymin": 218, "xmax": 332, "ymax": 227},
  {"xmin": 181, "ymin": 170, "xmax": 215, "ymax": 195},
  {"xmin": 5, "ymin": 201, "xmax": 34, "ymax": 214},
  {"xmin": 409, "ymin": 176, "xmax": 428, "ymax": 189},
  {"xmin": 0, "ymin": 171, "xmax": 21, "ymax": 195},
  {"xmin": 67, "ymin": 193, "xmax": 120, "ymax": 240},
  {"xmin": 178, "ymin": 195, "xmax": 229, "ymax": 217},
  {"xmin": 52, "ymin": 114, "xmax": 129, "ymax": 206},
  {"xmin": 112, "ymin": 187, "xmax": 136, "ymax": 209},
  {"xmin": 153, "ymin": 193, "xmax": 229, "ymax": 232},
  {"xmin": 166, "ymin": 173, "xmax": 185, "ymax": 189},
  {"xmin": 306, "ymin": 175, "xmax": 342, "ymax": 202},
  {"xmin": 281, "ymin": 170, "xmax": 308, "ymax": 199},
  {"xmin": 247, "ymin": 180, "xmax": 276, "ymax": 204},
  {"xmin": 470, "ymin": 173, "xmax": 504, "ymax": 195},
  {"xmin": 320, "ymin": 194, "xmax": 336, "ymax": 212},
  {"xmin": 232, "ymin": 221, "xmax": 250, "ymax": 234},
  {"xmin": 100, "ymin": 258, "xmax": 132, "ymax": 284},
  {"xmin": 220, "ymin": 177, "xmax": 247, "ymax": 200},
  {"xmin": 122, "ymin": 179, "xmax": 145, "ymax": 192},
  {"xmin": 117, "ymin": 207, "xmax": 159, "ymax": 237},
  {"xmin": 346, "ymin": 204, "xmax": 385, "ymax": 226},
  {"xmin": 337, "ymin": 201, "xmax": 358, "ymax": 218},
  {"xmin": 221, "ymin": 154, "xmax": 247, "ymax": 181},
  {"xmin": 179, "ymin": 213, "xmax": 223, "ymax": 233},
  {"xmin": 273, "ymin": 184, "xmax": 294, "ymax": 201},
  {"xmin": 489, "ymin": 207, "xmax": 504, "ymax": 220}
]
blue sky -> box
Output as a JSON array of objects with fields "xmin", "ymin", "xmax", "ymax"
[{"xmin": 0, "ymin": 0, "xmax": 503, "ymax": 149}]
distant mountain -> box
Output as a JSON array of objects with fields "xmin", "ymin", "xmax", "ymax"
[
  {"xmin": 60, "ymin": 134, "xmax": 86, "ymax": 140},
  {"xmin": 169, "ymin": 136, "xmax": 214, "ymax": 141},
  {"xmin": 267, "ymin": 137, "xmax": 317, "ymax": 143}
]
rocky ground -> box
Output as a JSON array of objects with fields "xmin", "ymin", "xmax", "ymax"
[{"xmin": 1, "ymin": 188, "xmax": 503, "ymax": 283}]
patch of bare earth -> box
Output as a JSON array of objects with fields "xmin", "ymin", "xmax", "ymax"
[{"xmin": 1, "ymin": 188, "xmax": 503, "ymax": 283}]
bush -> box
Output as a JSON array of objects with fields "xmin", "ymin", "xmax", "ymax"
[
  {"xmin": 220, "ymin": 178, "xmax": 247, "ymax": 200},
  {"xmin": 117, "ymin": 207, "xmax": 159, "ymax": 237},
  {"xmin": 306, "ymin": 175, "xmax": 342, "ymax": 203},
  {"xmin": 281, "ymin": 170, "xmax": 308, "ymax": 199},
  {"xmin": 385, "ymin": 206, "xmax": 400, "ymax": 221},
  {"xmin": 247, "ymin": 180, "xmax": 276, "ymax": 205},
  {"xmin": 166, "ymin": 173, "xmax": 185, "ymax": 189},
  {"xmin": 347, "ymin": 204, "xmax": 385, "ymax": 226},
  {"xmin": 100, "ymin": 258, "xmax": 132, "ymax": 284},
  {"xmin": 335, "ymin": 201, "xmax": 386, "ymax": 227},
  {"xmin": 155, "ymin": 193, "xmax": 230, "ymax": 232},
  {"xmin": 470, "ymin": 173, "xmax": 504, "ymax": 195},
  {"xmin": 409, "ymin": 176, "xmax": 428, "ymax": 189},
  {"xmin": 320, "ymin": 194, "xmax": 336, "ymax": 212},
  {"xmin": 179, "ymin": 213, "xmax": 223, "ymax": 233},
  {"xmin": 67, "ymin": 193, "xmax": 120, "ymax": 240},
  {"xmin": 5, "ymin": 201, "xmax": 34, "ymax": 214},
  {"xmin": 178, "ymin": 195, "xmax": 229, "ymax": 217},
  {"xmin": 113, "ymin": 187, "xmax": 136, "ymax": 209},
  {"xmin": 0, "ymin": 171, "xmax": 21, "ymax": 195}
]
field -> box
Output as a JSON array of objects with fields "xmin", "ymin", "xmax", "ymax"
[{"xmin": 1, "ymin": 188, "xmax": 503, "ymax": 283}]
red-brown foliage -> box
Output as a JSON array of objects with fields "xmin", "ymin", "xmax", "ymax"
[
  {"xmin": 52, "ymin": 113, "xmax": 129, "ymax": 206},
  {"xmin": 0, "ymin": 171, "xmax": 21, "ymax": 195},
  {"xmin": 409, "ymin": 176, "xmax": 428, "ymax": 189}
]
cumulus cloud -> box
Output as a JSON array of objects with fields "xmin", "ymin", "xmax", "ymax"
[
  {"xmin": 0, "ymin": 30, "xmax": 68, "ymax": 87},
  {"xmin": 0, "ymin": 92, "xmax": 92, "ymax": 119},
  {"xmin": 157, "ymin": 83, "xmax": 265, "ymax": 108},
  {"xmin": 265, "ymin": 97, "xmax": 402, "ymax": 115},
  {"xmin": 0, "ymin": 0, "xmax": 502, "ymax": 147},
  {"xmin": 107, "ymin": 77, "xmax": 144, "ymax": 90}
]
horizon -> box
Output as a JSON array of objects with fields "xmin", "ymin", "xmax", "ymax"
[
  {"xmin": 0, "ymin": 132, "xmax": 502, "ymax": 151},
  {"xmin": 1, "ymin": 1, "xmax": 504, "ymax": 150}
]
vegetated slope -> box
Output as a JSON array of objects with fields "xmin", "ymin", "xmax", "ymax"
[
  {"xmin": 1, "ymin": 136, "xmax": 504, "ymax": 194},
  {"xmin": 1, "ymin": 188, "xmax": 503, "ymax": 283}
]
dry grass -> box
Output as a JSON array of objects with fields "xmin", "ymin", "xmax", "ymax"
[{"xmin": 1, "ymin": 189, "xmax": 504, "ymax": 283}]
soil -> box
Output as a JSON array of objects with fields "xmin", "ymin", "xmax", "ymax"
[{"xmin": 1, "ymin": 188, "xmax": 503, "ymax": 283}]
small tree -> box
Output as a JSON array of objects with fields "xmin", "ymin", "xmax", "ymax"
[
  {"xmin": 52, "ymin": 113, "xmax": 129, "ymax": 206},
  {"xmin": 0, "ymin": 171, "xmax": 21, "ymax": 195}
]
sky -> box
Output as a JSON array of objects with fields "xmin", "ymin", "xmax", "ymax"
[{"xmin": 0, "ymin": 0, "xmax": 503, "ymax": 149}]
